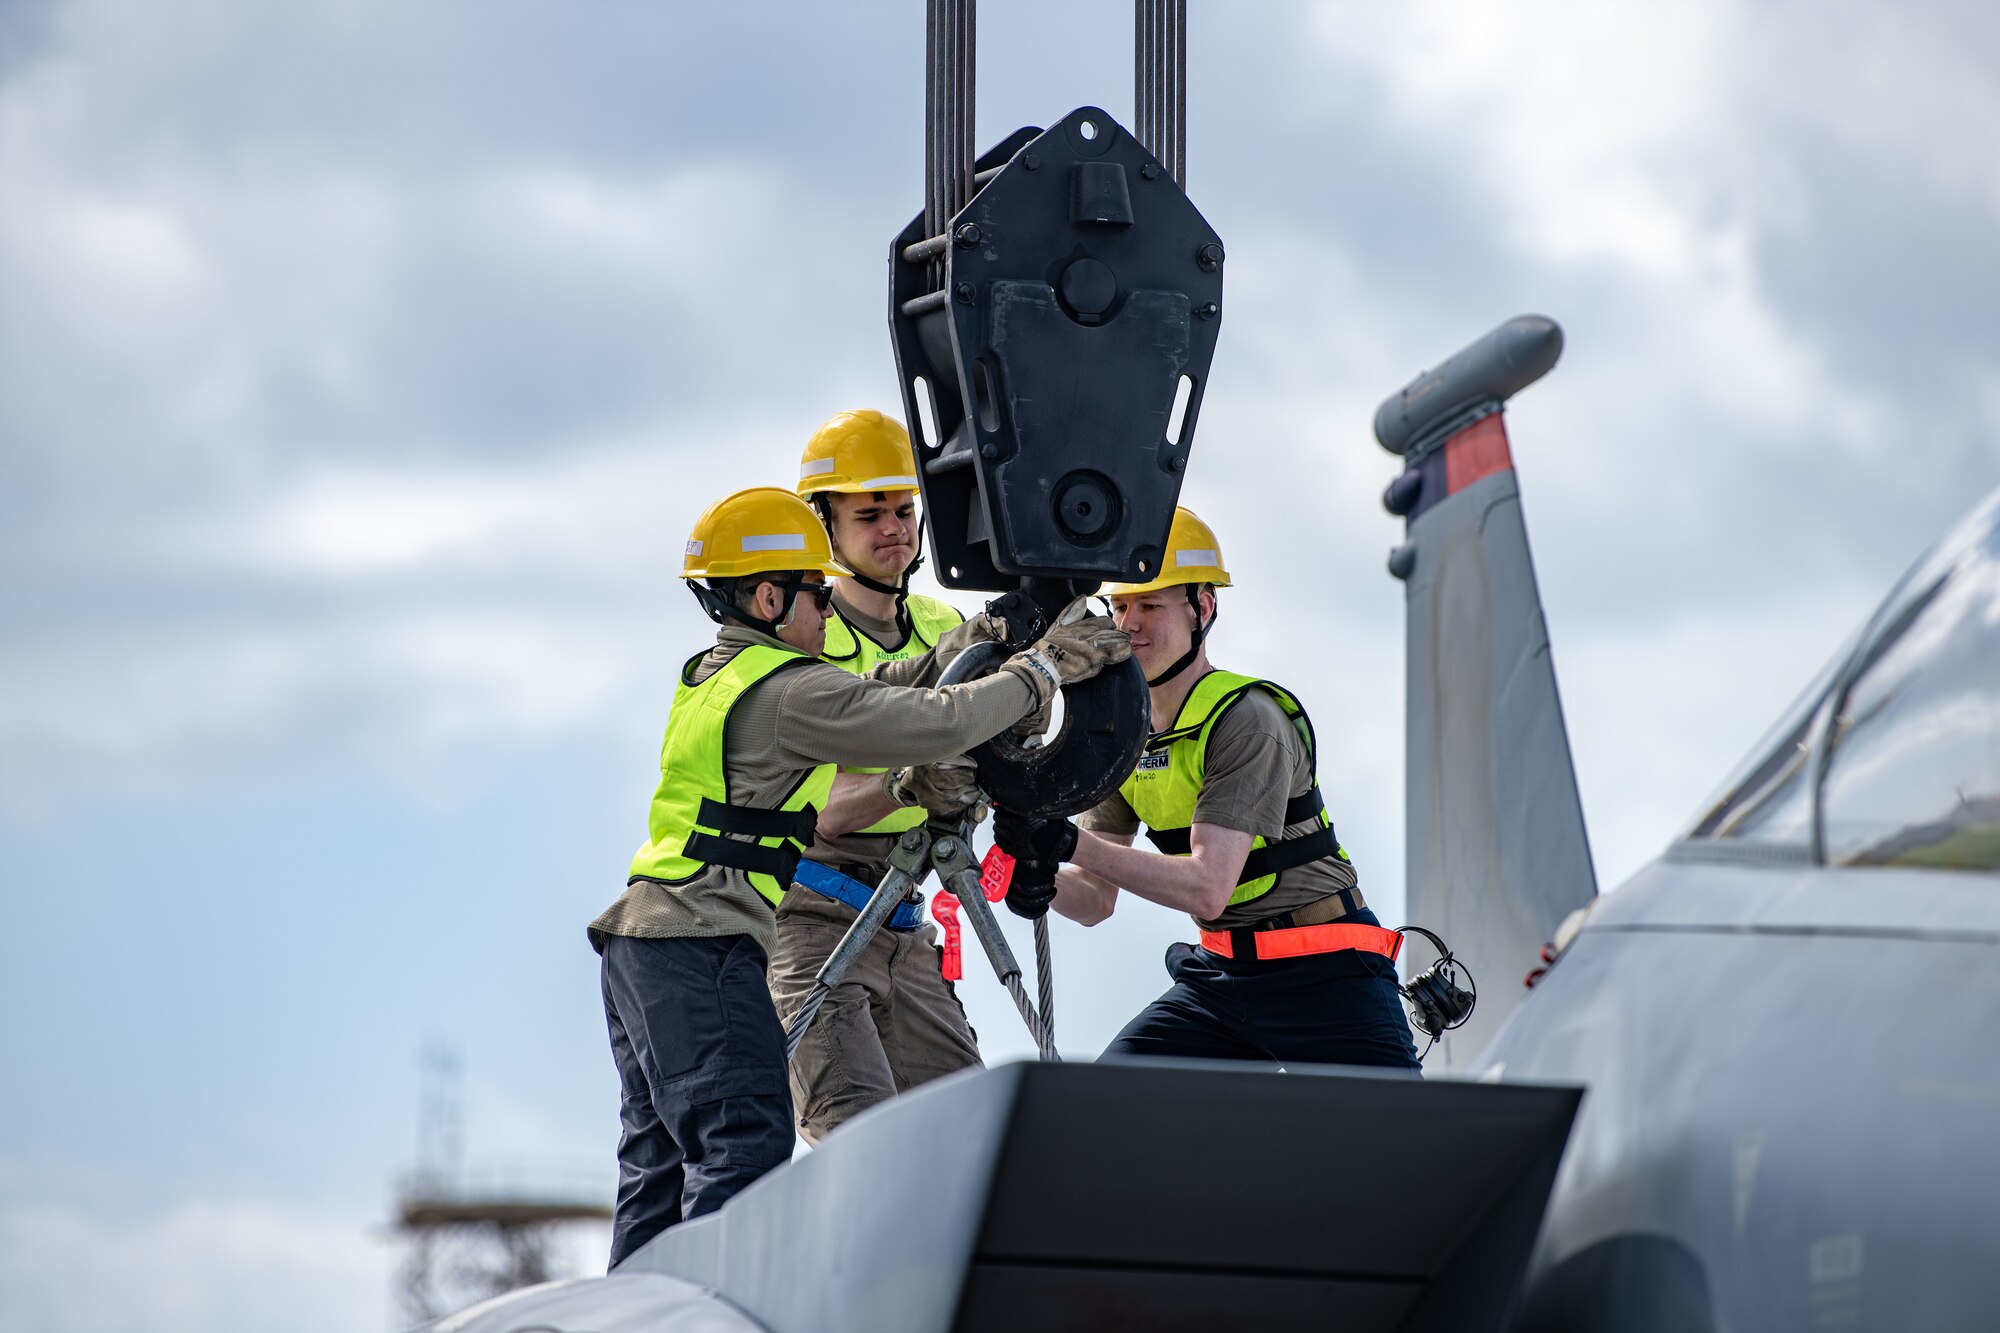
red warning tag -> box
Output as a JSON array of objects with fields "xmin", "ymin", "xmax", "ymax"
[
  {"xmin": 932, "ymin": 892, "xmax": 963, "ymax": 981},
  {"xmin": 978, "ymin": 846, "xmax": 1015, "ymax": 902}
]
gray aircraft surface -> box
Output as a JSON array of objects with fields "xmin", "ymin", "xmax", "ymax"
[
  {"xmin": 1380, "ymin": 315, "xmax": 2000, "ymax": 1331},
  {"xmin": 417, "ymin": 1062, "xmax": 1581, "ymax": 1332}
]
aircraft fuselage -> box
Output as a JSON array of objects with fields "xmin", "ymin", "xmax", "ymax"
[{"xmin": 1478, "ymin": 855, "xmax": 2000, "ymax": 1331}]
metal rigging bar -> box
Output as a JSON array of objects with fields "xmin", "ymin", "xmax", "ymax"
[
  {"xmin": 938, "ymin": 841, "xmax": 1058, "ymax": 1062},
  {"xmin": 1134, "ymin": 0, "xmax": 1186, "ymax": 185}
]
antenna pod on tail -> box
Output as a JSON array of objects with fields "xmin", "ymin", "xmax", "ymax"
[{"xmin": 1376, "ymin": 316, "xmax": 1597, "ymax": 1069}]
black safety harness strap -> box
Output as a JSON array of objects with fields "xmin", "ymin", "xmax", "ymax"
[
  {"xmin": 693, "ymin": 798, "xmax": 813, "ymax": 842},
  {"xmin": 1142, "ymin": 786, "xmax": 1327, "ymax": 857},
  {"xmin": 1142, "ymin": 787, "xmax": 1344, "ymax": 900},
  {"xmin": 1238, "ymin": 824, "xmax": 1341, "ymax": 883},
  {"xmin": 681, "ymin": 797, "xmax": 820, "ymax": 884},
  {"xmin": 682, "ymin": 834, "xmax": 804, "ymax": 884}
]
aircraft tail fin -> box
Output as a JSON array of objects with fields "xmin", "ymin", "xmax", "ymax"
[{"xmin": 1377, "ymin": 316, "xmax": 1597, "ymax": 1069}]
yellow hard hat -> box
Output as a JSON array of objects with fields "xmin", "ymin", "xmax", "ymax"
[
  {"xmin": 1103, "ymin": 506, "xmax": 1232, "ymax": 596},
  {"xmin": 797, "ymin": 409, "xmax": 920, "ymax": 497},
  {"xmin": 683, "ymin": 487, "xmax": 851, "ymax": 581}
]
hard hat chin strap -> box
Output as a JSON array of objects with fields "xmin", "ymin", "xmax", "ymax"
[
  {"xmin": 687, "ymin": 579, "xmax": 796, "ymax": 641},
  {"xmin": 843, "ymin": 537, "xmax": 923, "ymax": 596},
  {"xmin": 1145, "ymin": 584, "xmax": 1215, "ymax": 687}
]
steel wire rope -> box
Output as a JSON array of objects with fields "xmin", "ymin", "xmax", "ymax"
[
  {"xmin": 946, "ymin": 850, "xmax": 1059, "ymax": 1061},
  {"xmin": 925, "ymin": 0, "xmax": 975, "ymax": 285},
  {"xmin": 1134, "ymin": 0, "xmax": 1186, "ymax": 184},
  {"xmin": 1033, "ymin": 915, "xmax": 1055, "ymax": 1051}
]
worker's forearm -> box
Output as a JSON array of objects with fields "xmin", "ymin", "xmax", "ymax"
[
  {"xmin": 1069, "ymin": 829, "xmax": 1243, "ymax": 920},
  {"xmin": 867, "ymin": 613, "xmax": 1001, "ymax": 690},
  {"xmin": 1052, "ymin": 864, "xmax": 1119, "ymax": 925},
  {"xmin": 816, "ymin": 770, "xmax": 902, "ymax": 839},
  {"xmin": 868, "ymin": 651, "xmax": 935, "ymax": 689},
  {"xmin": 777, "ymin": 670, "xmax": 1037, "ymax": 771}
]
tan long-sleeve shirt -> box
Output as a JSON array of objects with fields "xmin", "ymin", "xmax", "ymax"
[
  {"xmin": 589, "ymin": 626, "xmax": 1037, "ymax": 954},
  {"xmin": 807, "ymin": 594, "xmax": 960, "ymax": 874}
]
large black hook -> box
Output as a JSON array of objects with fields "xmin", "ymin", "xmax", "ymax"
[{"xmin": 944, "ymin": 641, "xmax": 1149, "ymax": 820}]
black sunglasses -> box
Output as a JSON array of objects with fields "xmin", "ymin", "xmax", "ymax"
[{"xmin": 776, "ymin": 578, "xmax": 834, "ymax": 610}]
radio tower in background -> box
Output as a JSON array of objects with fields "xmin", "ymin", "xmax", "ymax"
[{"xmin": 390, "ymin": 1044, "xmax": 612, "ymax": 1325}]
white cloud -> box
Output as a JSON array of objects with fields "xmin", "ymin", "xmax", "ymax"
[
  {"xmin": 0, "ymin": 1195, "xmax": 617, "ymax": 1333},
  {"xmin": 0, "ymin": 2, "xmax": 808, "ymax": 474},
  {"xmin": 0, "ymin": 607, "xmax": 638, "ymax": 813},
  {"xmin": 1307, "ymin": 1, "xmax": 1904, "ymax": 470},
  {"xmin": 0, "ymin": 418, "xmax": 930, "ymax": 810},
  {"xmin": 1753, "ymin": 3, "xmax": 2000, "ymax": 217},
  {"xmin": 171, "ymin": 424, "xmax": 784, "ymax": 584},
  {"xmin": 186, "ymin": 459, "xmax": 628, "ymax": 581},
  {"xmin": 0, "ymin": 1201, "xmax": 390, "ymax": 1333},
  {"xmin": 1317, "ymin": 1, "xmax": 1741, "ymax": 262},
  {"xmin": 488, "ymin": 163, "xmax": 785, "ymax": 273}
]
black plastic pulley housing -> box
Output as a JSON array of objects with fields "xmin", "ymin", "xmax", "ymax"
[
  {"xmin": 948, "ymin": 641, "xmax": 1151, "ymax": 820},
  {"xmin": 889, "ymin": 108, "xmax": 1224, "ymax": 591}
]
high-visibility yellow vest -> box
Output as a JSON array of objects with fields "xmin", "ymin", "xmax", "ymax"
[
  {"xmin": 1120, "ymin": 670, "xmax": 1347, "ymax": 911},
  {"xmin": 628, "ymin": 643, "xmax": 836, "ymax": 907},
  {"xmin": 820, "ymin": 593, "xmax": 963, "ymax": 671},
  {"xmin": 818, "ymin": 593, "xmax": 964, "ymax": 838}
]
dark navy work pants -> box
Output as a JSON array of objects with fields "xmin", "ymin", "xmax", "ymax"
[
  {"xmin": 1104, "ymin": 911, "xmax": 1421, "ymax": 1072},
  {"xmin": 599, "ymin": 934, "xmax": 794, "ymax": 1268}
]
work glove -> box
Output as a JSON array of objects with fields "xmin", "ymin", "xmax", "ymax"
[
  {"xmin": 1004, "ymin": 857, "xmax": 1060, "ymax": 920},
  {"xmin": 943, "ymin": 590, "xmax": 1070, "ymax": 667},
  {"xmin": 994, "ymin": 806, "xmax": 1079, "ymax": 867},
  {"xmin": 883, "ymin": 754, "xmax": 986, "ymax": 818},
  {"xmin": 908, "ymin": 608, "xmax": 1014, "ymax": 686},
  {"xmin": 934, "ymin": 609, "xmax": 1006, "ymax": 656},
  {"xmin": 1003, "ymin": 613, "xmax": 1131, "ymax": 704},
  {"xmin": 1010, "ymin": 696, "xmax": 1054, "ymax": 741}
]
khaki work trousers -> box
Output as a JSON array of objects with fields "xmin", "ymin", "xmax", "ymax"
[{"xmin": 768, "ymin": 882, "xmax": 982, "ymax": 1144}]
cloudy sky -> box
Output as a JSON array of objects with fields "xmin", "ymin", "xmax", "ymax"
[{"xmin": 3, "ymin": 1, "xmax": 1997, "ymax": 1328}]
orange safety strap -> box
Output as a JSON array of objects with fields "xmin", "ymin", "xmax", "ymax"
[
  {"xmin": 938, "ymin": 850, "xmax": 1017, "ymax": 982},
  {"xmin": 1199, "ymin": 922, "xmax": 1403, "ymax": 963},
  {"xmin": 977, "ymin": 846, "xmax": 1014, "ymax": 901},
  {"xmin": 932, "ymin": 891, "xmax": 963, "ymax": 981}
]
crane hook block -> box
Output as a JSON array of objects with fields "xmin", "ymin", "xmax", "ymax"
[
  {"xmin": 889, "ymin": 107, "xmax": 1224, "ymax": 591},
  {"xmin": 946, "ymin": 641, "xmax": 1151, "ymax": 820}
]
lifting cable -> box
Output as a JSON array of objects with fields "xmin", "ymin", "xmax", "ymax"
[
  {"xmin": 924, "ymin": 0, "xmax": 1064, "ymax": 1061},
  {"xmin": 906, "ymin": 0, "xmax": 1192, "ymax": 1062},
  {"xmin": 1034, "ymin": 912, "xmax": 1055, "ymax": 1051},
  {"xmin": 1134, "ymin": 0, "xmax": 1188, "ymax": 187},
  {"xmin": 925, "ymin": 0, "xmax": 976, "ymax": 280}
]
